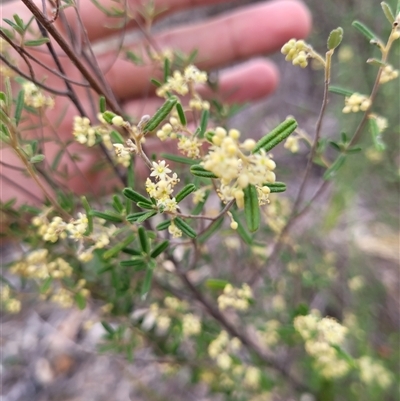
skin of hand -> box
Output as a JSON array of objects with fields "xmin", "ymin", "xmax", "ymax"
[{"xmin": 0, "ymin": 0, "xmax": 311, "ymax": 206}]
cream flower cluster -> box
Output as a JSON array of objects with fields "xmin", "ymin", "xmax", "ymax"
[
  {"xmin": 208, "ymin": 330, "xmax": 242, "ymax": 370},
  {"xmin": 379, "ymin": 64, "xmax": 399, "ymax": 84},
  {"xmin": 202, "ymin": 127, "xmax": 276, "ymax": 208},
  {"xmin": 358, "ymin": 356, "xmax": 393, "ymax": 389},
  {"xmin": 134, "ymin": 296, "xmax": 201, "ymax": 338},
  {"xmin": 146, "ymin": 160, "xmax": 180, "ymax": 214},
  {"xmin": 1, "ymin": 285, "xmax": 21, "ymax": 314},
  {"xmin": 217, "ymin": 283, "xmax": 253, "ymax": 311},
  {"xmin": 342, "ymin": 93, "xmax": 371, "ymax": 113},
  {"xmin": 281, "ymin": 39, "xmax": 311, "ymax": 68},
  {"xmin": 49, "ymin": 279, "xmax": 90, "ymax": 309},
  {"xmin": 10, "ymin": 249, "xmax": 73, "ymax": 279},
  {"xmin": 156, "ymin": 65, "xmax": 207, "ymax": 97},
  {"xmin": 294, "ymin": 314, "xmax": 350, "ymax": 378},
  {"xmin": 113, "ymin": 139, "xmax": 137, "ymax": 167},
  {"xmin": 257, "ymin": 319, "xmax": 281, "ymax": 347},
  {"xmin": 22, "ymin": 81, "xmax": 54, "ymax": 109},
  {"xmin": 284, "ymin": 135, "xmax": 301, "ymax": 153}
]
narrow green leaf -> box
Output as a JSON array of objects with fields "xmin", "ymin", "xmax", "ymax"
[
  {"xmin": 190, "ymin": 164, "xmax": 218, "ymax": 178},
  {"xmin": 123, "ymin": 188, "xmax": 151, "ymax": 204},
  {"xmin": 122, "ymin": 247, "xmax": 142, "ymax": 256},
  {"xmin": 126, "ymin": 50, "xmax": 143, "ymax": 65},
  {"xmin": 99, "ymin": 96, "xmax": 106, "ymax": 113},
  {"xmin": 102, "ymin": 111, "xmax": 116, "ymax": 124},
  {"xmin": 205, "ymin": 279, "xmax": 229, "ymax": 290},
  {"xmin": 205, "ymin": 130, "xmax": 215, "ymax": 143},
  {"xmin": 110, "ymin": 130, "xmax": 124, "ymax": 144},
  {"xmin": 103, "ymin": 234, "xmax": 135, "ymax": 260},
  {"xmin": 174, "ymin": 217, "xmax": 197, "ymax": 238},
  {"xmin": 112, "ymin": 195, "xmax": 124, "ymax": 213},
  {"xmin": 13, "ymin": 14, "xmax": 24, "ymax": 29},
  {"xmin": 90, "ymin": 210, "xmax": 123, "ymax": 223},
  {"xmin": 144, "ymin": 96, "xmax": 178, "ymax": 132},
  {"xmin": 138, "ymin": 227, "xmax": 150, "ymax": 254},
  {"xmin": 161, "ymin": 153, "xmax": 197, "ymax": 165},
  {"xmin": 244, "ymin": 184, "xmax": 260, "ymax": 232},
  {"xmin": 198, "ymin": 109, "xmax": 209, "ymax": 138},
  {"xmin": 381, "ymin": 2, "xmax": 395, "ymax": 24},
  {"xmin": 40, "ymin": 277, "xmax": 53, "ymax": 294},
  {"xmin": 101, "ymin": 321, "xmax": 115, "ymax": 334},
  {"xmin": 141, "ymin": 263, "xmax": 155, "ymax": 300},
  {"xmin": 120, "ymin": 257, "xmax": 146, "ymax": 267},
  {"xmin": 24, "ymin": 38, "xmax": 50, "ymax": 46},
  {"xmin": 150, "ymin": 240, "xmax": 169, "ymax": 258},
  {"xmin": 366, "ymin": 58, "xmax": 387, "ymax": 67},
  {"xmin": 75, "ymin": 293, "xmax": 86, "ymax": 310},
  {"xmin": 341, "ymin": 132, "xmax": 348, "ymax": 143},
  {"xmin": 156, "ymin": 220, "xmax": 171, "ymax": 231},
  {"xmin": 14, "ymin": 89, "xmax": 24, "ymax": 126},
  {"xmin": 369, "ymin": 118, "xmax": 386, "ymax": 151},
  {"xmin": 328, "ymin": 86, "xmax": 354, "ymax": 96},
  {"xmin": 0, "ymin": 92, "xmax": 6, "ymax": 103},
  {"xmin": 329, "ymin": 141, "xmax": 342, "ymax": 152},
  {"xmin": 323, "ymin": 154, "xmax": 346, "ymax": 180},
  {"xmin": 150, "ymin": 78, "xmax": 162, "ymax": 88},
  {"xmin": 51, "ymin": 147, "xmax": 65, "ymax": 171},
  {"xmin": 175, "ymin": 102, "xmax": 187, "ymax": 126},
  {"xmin": 327, "ymin": 27, "xmax": 344, "ymax": 50},
  {"xmin": 198, "ymin": 216, "xmax": 224, "ymax": 243},
  {"xmin": 136, "ymin": 210, "xmax": 157, "ymax": 223},
  {"xmin": 175, "ymin": 183, "xmax": 197, "ymax": 203},
  {"xmin": 81, "ymin": 196, "xmax": 93, "ymax": 235},
  {"xmin": 30, "ymin": 154, "xmax": 45, "ymax": 164},
  {"xmin": 230, "ymin": 210, "xmax": 252, "ymax": 244},
  {"xmin": 3, "ymin": 19, "xmax": 23, "ymax": 35},
  {"xmin": 163, "ymin": 57, "xmax": 170, "ymax": 82},
  {"xmin": 352, "ymin": 20, "xmax": 377, "ymax": 41},
  {"xmin": 265, "ymin": 182, "xmax": 287, "ymax": 193},
  {"xmin": 136, "ymin": 201, "xmax": 155, "ymax": 210},
  {"xmin": 346, "ymin": 146, "xmax": 362, "ymax": 154},
  {"xmin": 252, "ymin": 118, "xmax": 298, "ymax": 154}
]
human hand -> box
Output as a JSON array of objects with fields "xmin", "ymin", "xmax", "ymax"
[{"xmin": 1, "ymin": 0, "xmax": 311, "ymax": 204}]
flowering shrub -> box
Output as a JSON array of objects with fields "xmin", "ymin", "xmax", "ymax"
[{"xmin": 1, "ymin": 1, "xmax": 399, "ymax": 400}]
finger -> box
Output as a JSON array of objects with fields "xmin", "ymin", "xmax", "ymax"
[
  {"xmin": 103, "ymin": 0, "xmax": 311, "ymax": 100},
  {"xmin": 122, "ymin": 58, "xmax": 279, "ymax": 118},
  {"xmin": 61, "ymin": 0, "xmax": 231, "ymax": 42}
]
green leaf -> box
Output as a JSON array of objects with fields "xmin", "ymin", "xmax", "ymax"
[
  {"xmin": 190, "ymin": 164, "xmax": 218, "ymax": 178},
  {"xmin": 138, "ymin": 227, "xmax": 150, "ymax": 254},
  {"xmin": 161, "ymin": 153, "xmax": 197, "ymax": 165},
  {"xmin": 141, "ymin": 262, "xmax": 155, "ymax": 300},
  {"xmin": 265, "ymin": 181, "xmax": 287, "ymax": 193},
  {"xmin": 369, "ymin": 118, "xmax": 386, "ymax": 151},
  {"xmin": 90, "ymin": 210, "xmax": 123, "ymax": 223},
  {"xmin": 126, "ymin": 211, "xmax": 152, "ymax": 223},
  {"xmin": 163, "ymin": 57, "xmax": 170, "ymax": 83},
  {"xmin": 101, "ymin": 321, "xmax": 115, "ymax": 334},
  {"xmin": 103, "ymin": 234, "xmax": 135, "ymax": 260},
  {"xmin": 120, "ymin": 257, "xmax": 146, "ymax": 268},
  {"xmin": 143, "ymin": 96, "xmax": 178, "ymax": 132},
  {"xmin": 81, "ymin": 196, "xmax": 93, "ymax": 235},
  {"xmin": 99, "ymin": 96, "xmax": 106, "ymax": 113},
  {"xmin": 150, "ymin": 240, "xmax": 169, "ymax": 258},
  {"xmin": 136, "ymin": 210, "xmax": 157, "ymax": 223},
  {"xmin": 13, "ymin": 14, "xmax": 24, "ymax": 29},
  {"xmin": 366, "ymin": 58, "xmax": 387, "ymax": 67},
  {"xmin": 40, "ymin": 277, "xmax": 53, "ymax": 294},
  {"xmin": 156, "ymin": 220, "xmax": 171, "ymax": 231},
  {"xmin": 328, "ymin": 86, "xmax": 354, "ymax": 97},
  {"xmin": 75, "ymin": 293, "xmax": 87, "ymax": 310},
  {"xmin": 252, "ymin": 118, "xmax": 298, "ymax": 154},
  {"xmin": 327, "ymin": 27, "xmax": 344, "ymax": 50},
  {"xmin": 205, "ymin": 279, "xmax": 229, "ymax": 290},
  {"xmin": 175, "ymin": 102, "xmax": 187, "ymax": 126},
  {"xmin": 175, "ymin": 183, "xmax": 197, "ymax": 203},
  {"xmin": 198, "ymin": 109, "xmax": 209, "ymax": 138},
  {"xmin": 352, "ymin": 20, "xmax": 377, "ymax": 41},
  {"xmin": 30, "ymin": 154, "xmax": 45, "ymax": 163},
  {"xmin": 126, "ymin": 50, "xmax": 143, "ymax": 65},
  {"xmin": 24, "ymin": 38, "xmax": 50, "ymax": 46},
  {"xmin": 150, "ymin": 78, "xmax": 162, "ymax": 88},
  {"xmin": 102, "ymin": 110, "xmax": 116, "ymax": 124},
  {"xmin": 174, "ymin": 217, "xmax": 197, "ymax": 238},
  {"xmin": 243, "ymin": 185, "xmax": 260, "ymax": 232},
  {"xmin": 329, "ymin": 141, "xmax": 342, "ymax": 152},
  {"xmin": 231, "ymin": 210, "xmax": 253, "ymax": 245},
  {"xmin": 0, "ymin": 92, "xmax": 6, "ymax": 103},
  {"xmin": 381, "ymin": 2, "xmax": 395, "ymax": 24},
  {"xmin": 323, "ymin": 154, "xmax": 346, "ymax": 180},
  {"xmin": 123, "ymin": 188, "xmax": 151, "ymax": 204},
  {"xmin": 3, "ymin": 18, "xmax": 24, "ymax": 35},
  {"xmin": 14, "ymin": 89, "xmax": 24, "ymax": 126},
  {"xmin": 346, "ymin": 146, "xmax": 362, "ymax": 154},
  {"xmin": 121, "ymin": 247, "xmax": 142, "ymax": 256}
]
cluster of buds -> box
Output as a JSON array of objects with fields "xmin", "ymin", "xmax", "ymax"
[
  {"xmin": 49, "ymin": 279, "xmax": 90, "ymax": 308},
  {"xmin": 156, "ymin": 65, "xmax": 208, "ymax": 97},
  {"xmin": 202, "ymin": 127, "xmax": 276, "ymax": 208},
  {"xmin": 284, "ymin": 135, "xmax": 301, "ymax": 153},
  {"xmin": 379, "ymin": 64, "xmax": 399, "ymax": 84},
  {"xmin": 218, "ymin": 283, "xmax": 253, "ymax": 311},
  {"xmin": 208, "ymin": 330, "xmax": 242, "ymax": 370},
  {"xmin": 22, "ymin": 81, "xmax": 54, "ymax": 109},
  {"xmin": 281, "ymin": 39, "xmax": 311, "ymax": 68},
  {"xmin": 72, "ymin": 116, "xmax": 96, "ymax": 147},
  {"xmin": 113, "ymin": 139, "xmax": 137, "ymax": 167},
  {"xmin": 342, "ymin": 93, "xmax": 371, "ymax": 113}
]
